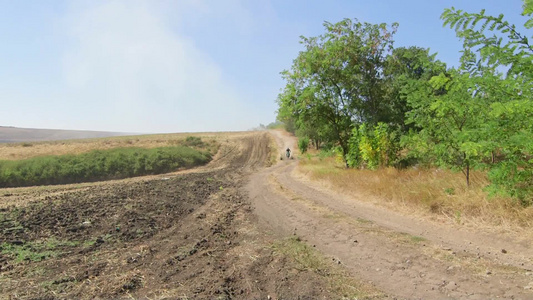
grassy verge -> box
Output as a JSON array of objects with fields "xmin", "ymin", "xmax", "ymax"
[
  {"xmin": 298, "ymin": 155, "xmax": 533, "ymax": 229},
  {"xmin": 272, "ymin": 236, "xmax": 385, "ymax": 299},
  {"xmin": 0, "ymin": 139, "xmax": 214, "ymax": 188}
]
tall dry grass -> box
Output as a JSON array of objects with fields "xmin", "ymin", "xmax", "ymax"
[
  {"xmin": 0, "ymin": 132, "xmax": 232, "ymax": 161},
  {"xmin": 298, "ymin": 156, "xmax": 533, "ymax": 230}
]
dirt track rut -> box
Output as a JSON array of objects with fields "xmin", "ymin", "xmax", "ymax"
[{"xmin": 246, "ymin": 130, "xmax": 533, "ymax": 299}]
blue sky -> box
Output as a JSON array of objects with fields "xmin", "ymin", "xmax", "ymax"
[{"xmin": 0, "ymin": 0, "xmax": 529, "ymax": 133}]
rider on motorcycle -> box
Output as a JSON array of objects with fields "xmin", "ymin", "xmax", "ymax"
[{"xmin": 286, "ymin": 148, "xmax": 291, "ymax": 158}]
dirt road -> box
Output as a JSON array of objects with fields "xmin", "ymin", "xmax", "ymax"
[
  {"xmin": 1, "ymin": 131, "xmax": 532, "ymax": 299},
  {"xmin": 246, "ymin": 130, "xmax": 533, "ymax": 299}
]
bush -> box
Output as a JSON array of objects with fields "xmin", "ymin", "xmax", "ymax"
[
  {"xmin": 183, "ymin": 136, "xmax": 205, "ymax": 147},
  {"xmin": 298, "ymin": 137, "xmax": 310, "ymax": 154},
  {"xmin": 0, "ymin": 146, "xmax": 212, "ymax": 188},
  {"xmin": 347, "ymin": 122, "xmax": 400, "ymax": 169}
]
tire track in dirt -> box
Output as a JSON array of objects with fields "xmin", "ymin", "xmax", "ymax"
[{"xmin": 245, "ymin": 130, "xmax": 533, "ymax": 299}]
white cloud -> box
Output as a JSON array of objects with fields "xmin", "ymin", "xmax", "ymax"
[{"xmin": 60, "ymin": 0, "xmax": 258, "ymax": 133}]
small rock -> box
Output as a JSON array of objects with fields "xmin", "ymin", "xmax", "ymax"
[
  {"xmin": 267, "ymin": 295, "xmax": 272, "ymax": 300},
  {"xmin": 375, "ymin": 268, "xmax": 381, "ymax": 272},
  {"xmin": 524, "ymin": 286, "xmax": 532, "ymax": 290},
  {"xmin": 486, "ymin": 270, "xmax": 492, "ymax": 275},
  {"xmin": 354, "ymin": 240, "xmax": 358, "ymax": 243},
  {"xmin": 447, "ymin": 266, "xmax": 454, "ymax": 271},
  {"xmin": 445, "ymin": 281, "xmax": 458, "ymax": 291},
  {"xmin": 501, "ymin": 249, "xmax": 507, "ymax": 254}
]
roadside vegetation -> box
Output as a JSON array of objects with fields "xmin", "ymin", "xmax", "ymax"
[
  {"xmin": 277, "ymin": 1, "xmax": 532, "ymax": 218},
  {"xmin": 272, "ymin": 236, "xmax": 385, "ymax": 299},
  {"xmin": 0, "ymin": 136, "xmax": 215, "ymax": 187},
  {"xmin": 299, "ymin": 154, "xmax": 533, "ymax": 229}
]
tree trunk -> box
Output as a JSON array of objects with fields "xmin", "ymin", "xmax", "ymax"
[
  {"xmin": 466, "ymin": 161, "xmax": 470, "ymax": 187},
  {"xmin": 341, "ymin": 144, "xmax": 349, "ymax": 168}
]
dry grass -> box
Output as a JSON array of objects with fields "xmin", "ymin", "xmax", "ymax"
[
  {"xmin": 297, "ymin": 156, "xmax": 533, "ymax": 230},
  {"xmin": 0, "ymin": 131, "xmax": 250, "ymax": 161},
  {"xmin": 272, "ymin": 236, "xmax": 386, "ymax": 299},
  {"xmin": 266, "ymin": 133, "xmax": 280, "ymax": 167}
]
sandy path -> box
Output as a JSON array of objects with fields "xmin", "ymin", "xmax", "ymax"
[{"xmin": 246, "ymin": 130, "xmax": 533, "ymax": 299}]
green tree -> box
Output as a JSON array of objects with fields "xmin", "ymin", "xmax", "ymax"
[
  {"xmin": 277, "ymin": 18, "xmax": 398, "ymax": 163},
  {"xmin": 442, "ymin": 1, "xmax": 533, "ymax": 202},
  {"xmin": 404, "ymin": 70, "xmax": 490, "ymax": 186},
  {"xmin": 404, "ymin": 1, "xmax": 532, "ymax": 200},
  {"xmin": 384, "ymin": 46, "xmax": 447, "ymax": 132}
]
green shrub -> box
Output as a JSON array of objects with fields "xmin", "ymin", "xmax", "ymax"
[
  {"xmin": 347, "ymin": 122, "xmax": 400, "ymax": 169},
  {"xmin": 183, "ymin": 136, "xmax": 205, "ymax": 147},
  {"xmin": 298, "ymin": 137, "xmax": 310, "ymax": 154},
  {"xmin": 0, "ymin": 146, "xmax": 212, "ymax": 188}
]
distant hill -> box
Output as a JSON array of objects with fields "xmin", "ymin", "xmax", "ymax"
[{"xmin": 0, "ymin": 126, "xmax": 133, "ymax": 143}]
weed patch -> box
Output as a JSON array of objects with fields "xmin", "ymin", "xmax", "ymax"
[
  {"xmin": 0, "ymin": 238, "xmax": 80, "ymax": 263},
  {"xmin": 0, "ymin": 145, "xmax": 213, "ymax": 187},
  {"xmin": 272, "ymin": 236, "xmax": 384, "ymax": 299}
]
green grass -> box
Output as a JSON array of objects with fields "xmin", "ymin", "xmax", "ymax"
[
  {"xmin": 272, "ymin": 236, "xmax": 385, "ymax": 299},
  {"xmin": 0, "ymin": 237, "xmax": 101, "ymax": 264},
  {"xmin": 0, "ymin": 238, "xmax": 81, "ymax": 263},
  {"xmin": 273, "ymin": 236, "xmax": 326, "ymax": 275},
  {"xmin": 0, "ymin": 144, "xmax": 212, "ymax": 187}
]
